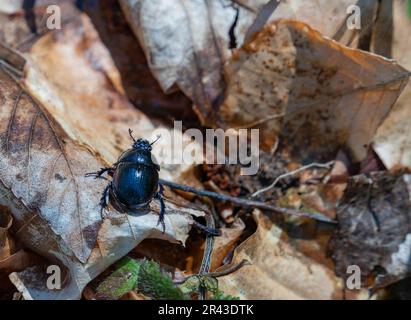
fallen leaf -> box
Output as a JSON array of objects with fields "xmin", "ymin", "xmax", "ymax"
[
  {"xmin": 119, "ymin": 0, "xmax": 379, "ymax": 123},
  {"xmin": 329, "ymin": 171, "xmax": 411, "ymax": 289},
  {"xmin": 246, "ymin": 0, "xmax": 378, "ymax": 48},
  {"xmin": 0, "ymin": 63, "xmax": 103, "ymax": 262},
  {"xmin": 373, "ymin": 0, "xmax": 411, "ymax": 169},
  {"xmin": 210, "ymin": 218, "xmax": 245, "ymax": 270},
  {"xmin": 218, "ymin": 210, "xmax": 366, "ymax": 299},
  {"xmin": 118, "ymin": 0, "xmax": 268, "ymax": 121},
  {"xmin": 0, "ymin": 209, "xmax": 14, "ymax": 261},
  {"xmin": 0, "ymin": 0, "xmax": 79, "ymax": 52},
  {"xmin": 0, "ymin": 0, "xmax": 23, "ymax": 15},
  {"xmin": 82, "ymin": 0, "xmax": 194, "ymax": 123},
  {"xmin": 1, "ymin": 209, "xmax": 43, "ymax": 278},
  {"xmin": 218, "ymin": 20, "xmax": 409, "ymax": 161},
  {"xmin": 0, "ymin": 15, "xmax": 208, "ymax": 300},
  {"xmin": 24, "ymin": 14, "xmax": 198, "ymax": 181}
]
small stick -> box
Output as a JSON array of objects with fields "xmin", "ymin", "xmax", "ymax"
[
  {"xmin": 159, "ymin": 179, "xmax": 336, "ymax": 224},
  {"xmin": 0, "ymin": 59, "xmax": 23, "ymax": 80},
  {"xmin": 192, "ymin": 220, "xmax": 221, "ymax": 236},
  {"xmin": 198, "ymin": 211, "xmax": 216, "ymax": 300},
  {"xmin": 251, "ymin": 161, "xmax": 335, "ymax": 198},
  {"xmin": 174, "ymin": 259, "xmax": 250, "ymax": 285}
]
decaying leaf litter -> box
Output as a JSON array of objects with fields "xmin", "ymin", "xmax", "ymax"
[{"xmin": 0, "ymin": 0, "xmax": 410, "ymax": 300}]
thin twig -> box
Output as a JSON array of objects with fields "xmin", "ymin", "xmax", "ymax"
[
  {"xmin": 0, "ymin": 59, "xmax": 23, "ymax": 80},
  {"xmin": 233, "ymin": 112, "xmax": 285, "ymax": 129},
  {"xmin": 174, "ymin": 259, "xmax": 250, "ymax": 285},
  {"xmin": 251, "ymin": 161, "xmax": 335, "ymax": 198},
  {"xmin": 192, "ymin": 220, "xmax": 221, "ymax": 236},
  {"xmin": 159, "ymin": 179, "xmax": 336, "ymax": 224},
  {"xmin": 198, "ymin": 211, "xmax": 216, "ymax": 300},
  {"xmin": 203, "ymin": 259, "xmax": 250, "ymax": 278}
]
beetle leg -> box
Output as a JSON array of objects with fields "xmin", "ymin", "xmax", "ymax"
[
  {"xmin": 155, "ymin": 184, "xmax": 166, "ymax": 233},
  {"xmin": 100, "ymin": 182, "xmax": 111, "ymax": 219},
  {"xmin": 85, "ymin": 167, "xmax": 115, "ymax": 180}
]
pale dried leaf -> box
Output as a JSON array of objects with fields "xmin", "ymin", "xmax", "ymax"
[
  {"xmin": 0, "ymin": 209, "xmax": 13, "ymax": 260},
  {"xmin": 119, "ymin": 0, "xmax": 379, "ymax": 120},
  {"xmin": 373, "ymin": 0, "xmax": 411, "ymax": 169},
  {"xmin": 118, "ymin": 0, "xmax": 268, "ymax": 120},
  {"xmin": 217, "ymin": 210, "xmax": 367, "ymax": 299},
  {"xmin": 0, "ymin": 0, "xmax": 79, "ymax": 52},
  {"xmin": 218, "ymin": 20, "xmax": 409, "ymax": 161},
  {"xmin": 24, "ymin": 15, "xmax": 197, "ymax": 181},
  {"xmin": 256, "ymin": 0, "xmax": 378, "ymax": 47},
  {"xmin": 210, "ymin": 218, "xmax": 244, "ymax": 270},
  {"xmin": 0, "ymin": 65, "xmax": 101, "ymax": 263},
  {"xmin": 0, "ymin": 0, "xmax": 23, "ymax": 15},
  {"xmin": 1, "ymin": 14, "xmax": 206, "ymax": 300}
]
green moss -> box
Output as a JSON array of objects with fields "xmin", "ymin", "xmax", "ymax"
[
  {"xmin": 137, "ymin": 259, "xmax": 186, "ymax": 300},
  {"xmin": 95, "ymin": 257, "xmax": 140, "ymax": 300},
  {"xmin": 179, "ymin": 276, "xmax": 239, "ymax": 300},
  {"xmin": 95, "ymin": 257, "xmax": 238, "ymax": 300}
]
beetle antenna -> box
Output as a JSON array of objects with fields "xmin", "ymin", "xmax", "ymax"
[
  {"xmin": 128, "ymin": 129, "xmax": 136, "ymax": 143},
  {"xmin": 151, "ymin": 135, "xmax": 161, "ymax": 145}
]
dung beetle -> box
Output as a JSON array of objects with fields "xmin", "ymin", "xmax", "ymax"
[{"xmin": 85, "ymin": 129, "xmax": 167, "ymax": 230}]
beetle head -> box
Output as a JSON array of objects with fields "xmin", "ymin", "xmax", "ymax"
[
  {"xmin": 128, "ymin": 129, "xmax": 161, "ymax": 152},
  {"xmin": 132, "ymin": 138, "xmax": 152, "ymax": 152}
]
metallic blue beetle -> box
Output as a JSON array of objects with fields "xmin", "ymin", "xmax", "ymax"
[{"xmin": 86, "ymin": 130, "xmax": 166, "ymax": 230}]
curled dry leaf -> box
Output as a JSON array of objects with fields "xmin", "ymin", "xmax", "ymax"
[
  {"xmin": 0, "ymin": 0, "xmax": 80, "ymax": 52},
  {"xmin": 0, "ymin": 64, "xmax": 103, "ymax": 263},
  {"xmin": 1, "ymin": 209, "xmax": 41, "ymax": 275},
  {"xmin": 119, "ymin": 0, "xmax": 379, "ymax": 123},
  {"xmin": 373, "ymin": 0, "xmax": 411, "ymax": 170},
  {"xmin": 245, "ymin": 0, "xmax": 379, "ymax": 48},
  {"xmin": 218, "ymin": 210, "xmax": 367, "ymax": 299},
  {"xmin": 210, "ymin": 218, "xmax": 245, "ymax": 270},
  {"xmin": 0, "ymin": 0, "xmax": 23, "ymax": 15},
  {"xmin": 118, "ymin": 0, "xmax": 268, "ymax": 121},
  {"xmin": 24, "ymin": 15, "xmax": 197, "ymax": 181},
  {"xmin": 330, "ymin": 171, "xmax": 411, "ymax": 289},
  {"xmin": 0, "ymin": 209, "xmax": 14, "ymax": 261},
  {"xmin": 0, "ymin": 15, "xmax": 206, "ymax": 300},
  {"xmin": 218, "ymin": 20, "xmax": 409, "ymax": 161}
]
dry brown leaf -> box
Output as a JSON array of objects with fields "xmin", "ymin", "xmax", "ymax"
[
  {"xmin": 0, "ymin": 1, "xmax": 23, "ymax": 14},
  {"xmin": 246, "ymin": 0, "xmax": 378, "ymax": 48},
  {"xmin": 118, "ymin": 0, "xmax": 268, "ymax": 121},
  {"xmin": 0, "ymin": 64, "xmax": 104, "ymax": 262},
  {"xmin": 210, "ymin": 218, "xmax": 245, "ymax": 270},
  {"xmin": 82, "ymin": 0, "xmax": 193, "ymax": 122},
  {"xmin": 1, "ymin": 210, "xmax": 43, "ymax": 275},
  {"xmin": 0, "ymin": 14, "xmax": 207, "ymax": 300},
  {"xmin": 119, "ymin": 0, "xmax": 379, "ymax": 122},
  {"xmin": 0, "ymin": 0, "xmax": 79, "ymax": 52},
  {"xmin": 218, "ymin": 210, "xmax": 367, "ymax": 299},
  {"xmin": 24, "ymin": 14, "xmax": 196, "ymax": 180},
  {"xmin": 330, "ymin": 171, "xmax": 411, "ymax": 289},
  {"xmin": 373, "ymin": 0, "xmax": 411, "ymax": 169},
  {"xmin": 0, "ymin": 209, "xmax": 13, "ymax": 261},
  {"xmin": 218, "ymin": 20, "xmax": 409, "ymax": 161}
]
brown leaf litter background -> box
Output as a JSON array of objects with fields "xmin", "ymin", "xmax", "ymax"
[{"xmin": 0, "ymin": 0, "xmax": 411, "ymax": 300}]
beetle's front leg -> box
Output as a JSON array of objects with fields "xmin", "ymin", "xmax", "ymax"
[
  {"xmin": 155, "ymin": 184, "xmax": 166, "ymax": 233},
  {"xmin": 85, "ymin": 166, "xmax": 115, "ymax": 180},
  {"xmin": 99, "ymin": 182, "xmax": 112, "ymax": 219}
]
